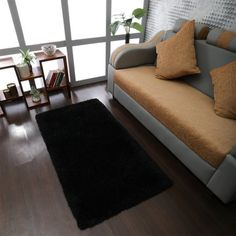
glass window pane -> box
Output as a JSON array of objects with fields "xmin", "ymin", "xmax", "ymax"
[
  {"xmin": 111, "ymin": 0, "xmax": 144, "ymax": 35},
  {"xmin": 0, "ymin": 68, "xmax": 19, "ymax": 90},
  {"xmin": 110, "ymin": 38, "xmax": 140, "ymax": 55},
  {"xmin": 73, "ymin": 43, "xmax": 106, "ymax": 81},
  {"xmin": 68, "ymin": 0, "xmax": 106, "ymax": 40},
  {"xmin": 35, "ymin": 77, "xmax": 44, "ymax": 90},
  {"xmin": 0, "ymin": 0, "xmax": 19, "ymax": 49},
  {"xmin": 21, "ymin": 80, "xmax": 31, "ymax": 92},
  {"xmin": 41, "ymin": 59, "xmax": 63, "ymax": 79},
  {"xmin": 16, "ymin": 0, "xmax": 65, "ymax": 45}
]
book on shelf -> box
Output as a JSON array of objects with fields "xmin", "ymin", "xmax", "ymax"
[{"xmin": 46, "ymin": 70, "xmax": 65, "ymax": 88}]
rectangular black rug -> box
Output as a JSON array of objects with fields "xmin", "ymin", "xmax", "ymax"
[{"xmin": 36, "ymin": 99, "xmax": 172, "ymax": 230}]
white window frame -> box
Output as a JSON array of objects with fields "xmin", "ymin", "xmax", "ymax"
[{"xmin": 0, "ymin": 0, "xmax": 149, "ymax": 87}]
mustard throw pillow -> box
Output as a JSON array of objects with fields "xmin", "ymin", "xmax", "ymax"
[
  {"xmin": 210, "ymin": 61, "xmax": 236, "ymax": 119},
  {"xmin": 155, "ymin": 20, "xmax": 200, "ymax": 79}
]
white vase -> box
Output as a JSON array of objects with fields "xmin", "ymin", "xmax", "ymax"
[{"xmin": 16, "ymin": 63, "xmax": 30, "ymax": 78}]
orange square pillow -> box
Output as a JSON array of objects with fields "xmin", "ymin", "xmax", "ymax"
[
  {"xmin": 210, "ymin": 61, "xmax": 236, "ymax": 119},
  {"xmin": 155, "ymin": 20, "xmax": 200, "ymax": 79}
]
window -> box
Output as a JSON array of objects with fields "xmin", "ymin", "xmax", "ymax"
[
  {"xmin": 0, "ymin": 0, "xmax": 146, "ymax": 86},
  {"xmin": 0, "ymin": 68, "xmax": 18, "ymax": 90},
  {"xmin": 21, "ymin": 81, "xmax": 31, "ymax": 92},
  {"xmin": 15, "ymin": 0, "xmax": 65, "ymax": 45},
  {"xmin": 68, "ymin": 0, "xmax": 106, "ymax": 40},
  {"xmin": 112, "ymin": 0, "xmax": 144, "ymax": 17},
  {"xmin": 0, "ymin": 0, "xmax": 19, "ymax": 49},
  {"xmin": 73, "ymin": 43, "xmax": 106, "ymax": 81}
]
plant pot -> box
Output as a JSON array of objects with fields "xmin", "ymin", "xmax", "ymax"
[
  {"xmin": 125, "ymin": 33, "xmax": 130, "ymax": 44},
  {"xmin": 124, "ymin": 27, "xmax": 130, "ymax": 44},
  {"xmin": 16, "ymin": 63, "xmax": 30, "ymax": 78},
  {"xmin": 27, "ymin": 62, "xmax": 33, "ymax": 74}
]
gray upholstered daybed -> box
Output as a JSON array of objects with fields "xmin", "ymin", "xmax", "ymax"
[{"xmin": 107, "ymin": 28, "xmax": 236, "ymax": 203}]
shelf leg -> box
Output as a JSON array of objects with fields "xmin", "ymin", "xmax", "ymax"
[{"xmin": 0, "ymin": 103, "xmax": 6, "ymax": 117}]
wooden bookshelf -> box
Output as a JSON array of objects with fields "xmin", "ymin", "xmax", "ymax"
[
  {"xmin": 25, "ymin": 93, "xmax": 49, "ymax": 109},
  {"xmin": 15, "ymin": 63, "xmax": 48, "ymax": 109},
  {"xmin": 0, "ymin": 57, "xmax": 26, "ymax": 116},
  {"xmin": 0, "ymin": 86, "xmax": 23, "ymax": 102},
  {"xmin": 0, "ymin": 49, "xmax": 71, "ymax": 116},
  {"xmin": 46, "ymin": 84, "xmax": 67, "ymax": 92},
  {"xmin": 37, "ymin": 49, "xmax": 71, "ymax": 98},
  {"xmin": 19, "ymin": 66, "xmax": 43, "ymax": 81},
  {"xmin": 0, "ymin": 57, "xmax": 15, "ymax": 69},
  {"xmin": 0, "ymin": 106, "xmax": 4, "ymax": 117},
  {"xmin": 34, "ymin": 50, "xmax": 65, "ymax": 61}
]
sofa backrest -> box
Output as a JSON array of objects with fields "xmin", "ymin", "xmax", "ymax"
[{"xmin": 162, "ymin": 30, "xmax": 236, "ymax": 98}]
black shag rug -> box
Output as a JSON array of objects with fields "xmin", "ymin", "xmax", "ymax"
[{"xmin": 36, "ymin": 99, "xmax": 172, "ymax": 230}]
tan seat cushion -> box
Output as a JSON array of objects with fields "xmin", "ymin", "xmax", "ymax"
[
  {"xmin": 210, "ymin": 61, "xmax": 236, "ymax": 119},
  {"xmin": 155, "ymin": 20, "xmax": 200, "ymax": 80},
  {"xmin": 114, "ymin": 66, "xmax": 236, "ymax": 168}
]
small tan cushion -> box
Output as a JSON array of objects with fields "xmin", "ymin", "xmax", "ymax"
[
  {"xmin": 210, "ymin": 61, "xmax": 236, "ymax": 119},
  {"xmin": 173, "ymin": 18, "xmax": 210, "ymax": 40},
  {"xmin": 114, "ymin": 66, "xmax": 236, "ymax": 168},
  {"xmin": 155, "ymin": 20, "xmax": 200, "ymax": 79}
]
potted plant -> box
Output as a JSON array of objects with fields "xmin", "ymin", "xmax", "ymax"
[
  {"xmin": 30, "ymin": 85, "xmax": 41, "ymax": 103},
  {"xmin": 19, "ymin": 49, "xmax": 35, "ymax": 74},
  {"xmin": 110, "ymin": 8, "xmax": 146, "ymax": 44}
]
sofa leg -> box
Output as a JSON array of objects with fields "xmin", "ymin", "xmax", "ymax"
[{"xmin": 207, "ymin": 154, "xmax": 236, "ymax": 203}]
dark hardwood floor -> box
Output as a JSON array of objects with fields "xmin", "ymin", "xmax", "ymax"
[{"xmin": 0, "ymin": 82, "xmax": 235, "ymax": 236}]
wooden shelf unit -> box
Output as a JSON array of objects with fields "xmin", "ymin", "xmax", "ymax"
[
  {"xmin": 0, "ymin": 49, "xmax": 71, "ymax": 116},
  {"xmin": 0, "ymin": 105, "xmax": 4, "ymax": 117},
  {"xmin": 25, "ymin": 92, "xmax": 49, "ymax": 109},
  {"xmin": 17, "ymin": 64, "xmax": 50, "ymax": 109},
  {"xmin": 46, "ymin": 84, "xmax": 67, "ymax": 92},
  {"xmin": 35, "ymin": 50, "xmax": 71, "ymax": 99},
  {"xmin": 19, "ymin": 66, "xmax": 43, "ymax": 81},
  {"xmin": 0, "ymin": 57, "xmax": 25, "ymax": 116},
  {"xmin": 34, "ymin": 50, "xmax": 65, "ymax": 61},
  {"xmin": 0, "ymin": 57, "xmax": 15, "ymax": 69},
  {"xmin": 0, "ymin": 86, "xmax": 23, "ymax": 102}
]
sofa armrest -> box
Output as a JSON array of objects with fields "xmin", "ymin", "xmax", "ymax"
[
  {"xmin": 231, "ymin": 144, "xmax": 236, "ymax": 158},
  {"xmin": 110, "ymin": 31, "xmax": 164, "ymax": 69}
]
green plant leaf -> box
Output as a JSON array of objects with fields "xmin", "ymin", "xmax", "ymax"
[
  {"xmin": 123, "ymin": 18, "xmax": 133, "ymax": 27},
  {"xmin": 19, "ymin": 48, "xmax": 35, "ymax": 64},
  {"xmin": 130, "ymin": 22, "xmax": 144, "ymax": 32},
  {"xmin": 110, "ymin": 21, "xmax": 122, "ymax": 35},
  {"xmin": 132, "ymin": 8, "xmax": 145, "ymax": 19},
  {"xmin": 19, "ymin": 49, "xmax": 26, "ymax": 56},
  {"xmin": 110, "ymin": 7, "xmax": 145, "ymax": 35}
]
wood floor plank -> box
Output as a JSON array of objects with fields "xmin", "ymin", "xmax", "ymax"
[{"xmin": 0, "ymin": 82, "xmax": 235, "ymax": 236}]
